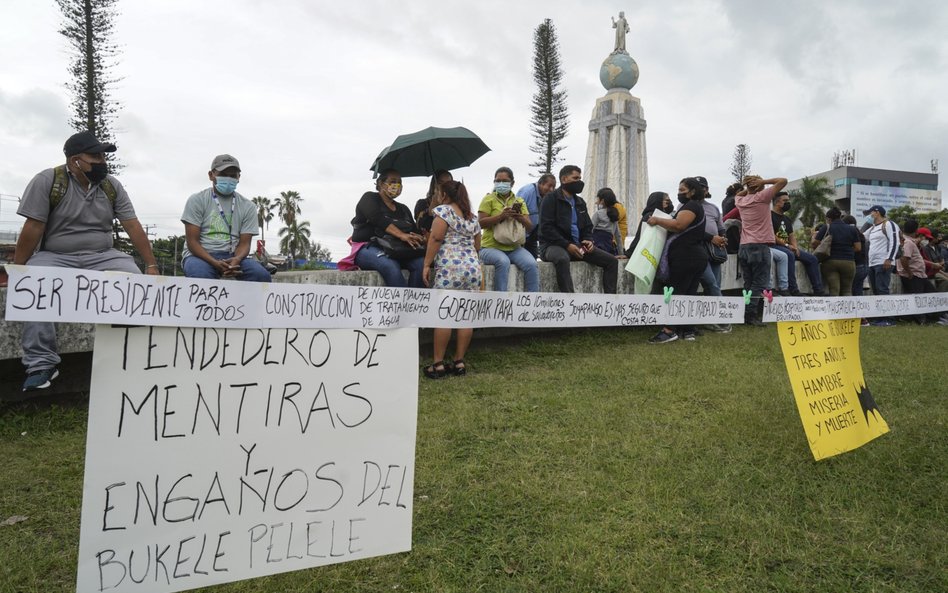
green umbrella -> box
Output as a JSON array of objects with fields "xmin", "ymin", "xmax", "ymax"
[{"xmin": 370, "ymin": 126, "xmax": 491, "ymax": 178}]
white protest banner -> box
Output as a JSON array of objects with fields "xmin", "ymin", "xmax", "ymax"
[
  {"xmin": 5, "ymin": 265, "xmax": 262, "ymax": 327},
  {"xmin": 76, "ymin": 325, "xmax": 418, "ymax": 593},
  {"xmin": 763, "ymin": 293, "xmax": 948, "ymax": 322},
  {"xmin": 6, "ymin": 265, "xmax": 746, "ymax": 329}
]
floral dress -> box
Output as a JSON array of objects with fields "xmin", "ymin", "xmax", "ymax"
[{"xmin": 432, "ymin": 204, "xmax": 482, "ymax": 290}]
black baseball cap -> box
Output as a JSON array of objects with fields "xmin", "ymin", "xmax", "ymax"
[
  {"xmin": 694, "ymin": 176, "xmax": 709, "ymax": 188},
  {"xmin": 862, "ymin": 205, "xmax": 886, "ymax": 216},
  {"xmin": 63, "ymin": 131, "xmax": 117, "ymax": 157}
]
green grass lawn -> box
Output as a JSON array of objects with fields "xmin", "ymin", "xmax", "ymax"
[{"xmin": 1, "ymin": 324, "xmax": 946, "ymax": 593}]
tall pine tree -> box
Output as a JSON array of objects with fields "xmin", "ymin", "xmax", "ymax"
[
  {"xmin": 529, "ymin": 19, "xmax": 569, "ymax": 175},
  {"xmin": 57, "ymin": 0, "xmax": 123, "ymax": 170}
]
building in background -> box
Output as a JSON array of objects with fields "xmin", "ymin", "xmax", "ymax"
[{"xmin": 787, "ymin": 165, "xmax": 942, "ymax": 215}]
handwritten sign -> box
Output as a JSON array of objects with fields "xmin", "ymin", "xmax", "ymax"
[
  {"xmin": 765, "ymin": 293, "xmax": 948, "ymax": 322},
  {"xmin": 76, "ymin": 326, "xmax": 418, "ymax": 593},
  {"xmin": 777, "ymin": 319, "xmax": 889, "ymax": 460},
  {"xmin": 5, "ymin": 265, "xmax": 745, "ymax": 329}
]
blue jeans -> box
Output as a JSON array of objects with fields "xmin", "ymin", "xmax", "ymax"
[
  {"xmin": 183, "ymin": 252, "xmax": 272, "ymax": 282},
  {"xmin": 773, "ymin": 245, "xmax": 824, "ymax": 292},
  {"xmin": 769, "ymin": 248, "xmax": 789, "ymax": 290},
  {"xmin": 355, "ymin": 243, "xmax": 425, "ymax": 288},
  {"xmin": 699, "ymin": 261, "xmax": 722, "ymax": 296},
  {"xmin": 868, "ymin": 264, "xmax": 891, "ymax": 296},
  {"xmin": 479, "ymin": 247, "xmax": 539, "ymax": 292},
  {"xmin": 852, "ymin": 264, "xmax": 869, "ymax": 296}
]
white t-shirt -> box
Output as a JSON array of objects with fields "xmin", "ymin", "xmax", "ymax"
[{"xmin": 864, "ymin": 219, "xmax": 900, "ymax": 267}]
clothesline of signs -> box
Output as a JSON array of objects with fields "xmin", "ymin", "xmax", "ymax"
[{"xmin": 5, "ymin": 265, "xmax": 948, "ymax": 329}]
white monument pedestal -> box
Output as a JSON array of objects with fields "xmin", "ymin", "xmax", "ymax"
[{"xmin": 582, "ymin": 88, "xmax": 649, "ymax": 233}]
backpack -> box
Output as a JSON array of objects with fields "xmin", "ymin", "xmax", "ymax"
[{"xmin": 49, "ymin": 164, "xmax": 117, "ymax": 211}]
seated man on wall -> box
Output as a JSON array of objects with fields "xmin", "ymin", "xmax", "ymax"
[
  {"xmin": 538, "ymin": 164, "xmax": 618, "ymax": 294},
  {"xmin": 14, "ymin": 131, "xmax": 159, "ymax": 392},
  {"xmin": 181, "ymin": 154, "xmax": 271, "ymax": 282},
  {"xmin": 771, "ymin": 191, "xmax": 826, "ymax": 296}
]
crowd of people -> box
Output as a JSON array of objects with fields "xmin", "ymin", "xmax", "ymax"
[{"xmin": 10, "ymin": 131, "xmax": 948, "ymax": 392}]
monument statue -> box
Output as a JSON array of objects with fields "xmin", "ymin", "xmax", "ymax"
[{"xmin": 611, "ymin": 12, "xmax": 630, "ymax": 54}]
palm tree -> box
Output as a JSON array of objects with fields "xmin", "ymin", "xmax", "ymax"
[
  {"xmin": 251, "ymin": 196, "xmax": 276, "ymax": 244},
  {"xmin": 279, "ymin": 219, "xmax": 311, "ymax": 265},
  {"xmin": 788, "ymin": 176, "xmax": 836, "ymax": 229},
  {"xmin": 276, "ymin": 190, "xmax": 303, "ymax": 227}
]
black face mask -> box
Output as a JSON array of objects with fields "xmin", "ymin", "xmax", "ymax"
[
  {"xmin": 563, "ymin": 180, "xmax": 585, "ymax": 195},
  {"xmin": 81, "ymin": 161, "xmax": 109, "ymax": 184},
  {"xmin": 677, "ymin": 192, "xmax": 689, "ymax": 204},
  {"xmin": 781, "ymin": 202, "xmax": 791, "ymax": 213},
  {"xmin": 662, "ymin": 202, "xmax": 674, "ymax": 214}
]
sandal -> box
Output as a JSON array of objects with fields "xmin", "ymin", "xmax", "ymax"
[
  {"xmin": 452, "ymin": 359, "xmax": 467, "ymax": 376},
  {"xmin": 423, "ymin": 362, "xmax": 447, "ymax": 379}
]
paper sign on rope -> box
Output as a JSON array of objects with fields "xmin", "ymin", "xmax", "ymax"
[
  {"xmin": 4, "ymin": 265, "xmax": 744, "ymax": 329},
  {"xmin": 76, "ymin": 325, "xmax": 418, "ymax": 593},
  {"xmin": 777, "ymin": 319, "xmax": 889, "ymax": 460}
]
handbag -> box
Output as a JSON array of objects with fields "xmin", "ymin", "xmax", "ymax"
[
  {"xmin": 814, "ymin": 231, "xmax": 833, "ymax": 262},
  {"xmin": 492, "ymin": 196, "xmax": 526, "ymax": 247},
  {"xmin": 375, "ymin": 235, "xmax": 425, "ymax": 261},
  {"xmin": 706, "ymin": 240, "xmax": 728, "ymax": 264}
]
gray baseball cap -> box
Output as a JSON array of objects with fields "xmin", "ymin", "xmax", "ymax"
[{"xmin": 210, "ymin": 154, "xmax": 241, "ymax": 172}]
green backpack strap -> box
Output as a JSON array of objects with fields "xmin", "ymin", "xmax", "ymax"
[{"xmin": 48, "ymin": 164, "xmax": 117, "ymax": 212}]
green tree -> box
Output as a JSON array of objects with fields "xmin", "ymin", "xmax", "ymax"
[
  {"xmin": 788, "ymin": 176, "xmax": 836, "ymax": 228},
  {"xmin": 529, "ymin": 18, "xmax": 569, "ymax": 175},
  {"xmin": 308, "ymin": 241, "xmax": 332, "ymax": 262},
  {"xmin": 57, "ymin": 0, "xmax": 123, "ymax": 171},
  {"xmin": 279, "ymin": 219, "xmax": 311, "ymax": 265},
  {"xmin": 887, "ymin": 206, "xmax": 948, "ymax": 236},
  {"xmin": 151, "ymin": 235, "xmax": 185, "ymax": 276},
  {"xmin": 729, "ymin": 144, "xmax": 752, "ymax": 182},
  {"xmin": 251, "ymin": 195, "xmax": 276, "ymax": 243},
  {"xmin": 276, "ymin": 190, "xmax": 303, "ymax": 227}
]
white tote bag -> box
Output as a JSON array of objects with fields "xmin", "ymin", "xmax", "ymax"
[{"xmin": 625, "ymin": 210, "xmax": 671, "ymax": 294}]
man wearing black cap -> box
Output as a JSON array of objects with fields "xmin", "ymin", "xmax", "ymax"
[
  {"xmin": 13, "ymin": 130, "xmax": 159, "ymax": 392},
  {"xmin": 180, "ymin": 155, "xmax": 271, "ymax": 282}
]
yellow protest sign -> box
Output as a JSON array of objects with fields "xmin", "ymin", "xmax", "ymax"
[{"xmin": 777, "ymin": 319, "xmax": 889, "ymax": 460}]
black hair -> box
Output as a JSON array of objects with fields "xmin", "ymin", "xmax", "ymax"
[
  {"xmin": 842, "ymin": 215, "xmax": 857, "ymax": 225},
  {"xmin": 826, "ymin": 207, "xmax": 842, "ymax": 220},
  {"xmin": 427, "ymin": 169, "xmax": 453, "ymax": 200},
  {"xmin": 559, "ymin": 164, "xmax": 581, "ymax": 181},
  {"xmin": 376, "ymin": 168, "xmax": 400, "ymax": 188},
  {"xmin": 440, "ymin": 180, "xmax": 473, "ymax": 220},
  {"xmin": 679, "ymin": 177, "xmax": 705, "ymax": 201},
  {"xmin": 775, "ymin": 191, "xmax": 789, "ymax": 198},
  {"xmin": 596, "ymin": 187, "xmax": 618, "ymax": 207},
  {"xmin": 903, "ymin": 219, "xmax": 919, "ymax": 234},
  {"xmin": 725, "ymin": 182, "xmax": 743, "ymax": 198},
  {"xmin": 606, "ymin": 207, "xmax": 620, "ymax": 222},
  {"xmin": 538, "ymin": 173, "xmax": 556, "ymax": 186},
  {"xmin": 494, "ymin": 166, "xmax": 514, "ymax": 182}
]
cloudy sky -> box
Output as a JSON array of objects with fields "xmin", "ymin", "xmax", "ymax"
[{"xmin": 1, "ymin": 0, "xmax": 945, "ymax": 258}]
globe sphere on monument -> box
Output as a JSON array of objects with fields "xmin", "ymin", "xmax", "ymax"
[{"xmin": 599, "ymin": 52, "xmax": 639, "ymax": 91}]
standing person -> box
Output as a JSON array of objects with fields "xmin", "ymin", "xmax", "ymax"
[
  {"xmin": 181, "ymin": 154, "xmax": 271, "ymax": 282},
  {"xmin": 645, "ymin": 177, "xmax": 709, "ymax": 343},
  {"xmin": 590, "ymin": 188, "xmax": 622, "ymax": 256},
  {"xmin": 415, "ymin": 169, "xmax": 453, "ymax": 234},
  {"xmin": 351, "ymin": 168, "xmax": 426, "ymax": 288},
  {"xmin": 477, "ymin": 167, "xmax": 539, "ymax": 292},
  {"xmin": 626, "ymin": 191, "xmax": 673, "ymax": 257},
  {"xmin": 811, "ymin": 207, "xmax": 860, "ymax": 296},
  {"xmin": 721, "ymin": 182, "xmax": 742, "ymax": 218},
  {"xmin": 539, "ymin": 165, "xmax": 619, "ymax": 294},
  {"xmin": 843, "ymin": 215, "xmax": 869, "ymax": 296},
  {"xmin": 737, "ymin": 175, "xmax": 787, "ymax": 325},
  {"xmin": 863, "ymin": 205, "xmax": 900, "ymax": 326},
  {"xmin": 14, "ymin": 131, "xmax": 159, "ymax": 392},
  {"xmin": 771, "ymin": 192, "xmax": 826, "ymax": 296},
  {"xmin": 695, "ymin": 176, "xmax": 730, "ymax": 332},
  {"xmin": 516, "ymin": 173, "xmax": 556, "ymax": 258},
  {"xmin": 422, "ymin": 180, "xmax": 482, "ymax": 378}
]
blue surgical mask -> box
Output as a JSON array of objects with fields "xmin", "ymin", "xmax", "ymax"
[
  {"xmin": 215, "ymin": 176, "xmax": 239, "ymax": 195},
  {"xmin": 864, "ymin": 214, "xmax": 874, "ymax": 226},
  {"xmin": 494, "ymin": 181, "xmax": 512, "ymax": 195}
]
